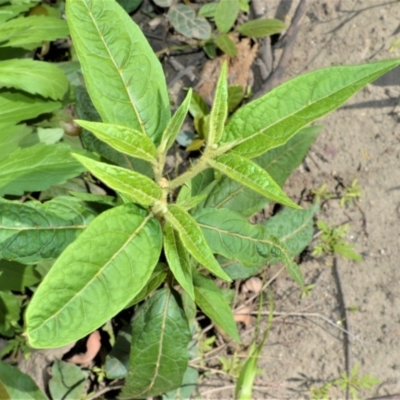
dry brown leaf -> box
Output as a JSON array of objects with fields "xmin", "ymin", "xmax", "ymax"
[
  {"xmin": 67, "ymin": 330, "xmax": 101, "ymax": 367},
  {"xmin": 241, "ymin": 277, "xmax": 263, "ymax": 295},
  {"xmin": 234, "ymin": 305, "xmax": 252, "ymax": 328}
]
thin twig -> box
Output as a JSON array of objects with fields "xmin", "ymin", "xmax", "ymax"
[{"xmin": 85, "ymin": 383, "xmax": 124, "ymax": 400}]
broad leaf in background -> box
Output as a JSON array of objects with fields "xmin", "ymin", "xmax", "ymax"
[
  {"xmin": 167, "ymin": 4, "xmax": 211, "ymax": 40},
  {"xmin": 105, "ymin": 326, "xmax": 131, "ymax": 379},
  {"xmin": 201, "ymin": 126, "xmax": 321, "ymax": 216},
  {"xmin": 73, "ymin": 154, "xmax": 162, "ymax": 206},
  {"xmin": 0, "ymin": 15, "xmax": 69, "ymax": 49},
  {"xmin": 0, "ymin": 197, "xmax": 96, "ymax": 264},
  {"xmin": 0, "ymin": 361, "xmax": 47, "ymax": 400},
  {"xmin": 0, "ymin": 59, "xmax": 68, "ymax": 100},
  {"xmin": 163, "ymin": 366, "xmax": 198, "ymax": 399},
  {"xmin": 0, "ymin": 143, "xmax": 88, "ymax": 196},
  {"xmin": 25, "ymin": 203, "xmax": 162, "ymax": 348},
  {"xmin": 117, "ymin": 0, "xmax": 143, "ymax": 13},
  {"xmin": 238, "ymin": 18, "xmax": 286, "ymax": 38},
  {"xmin": 0, "ymin": 261, "xmax": 40, "ymax": 292},
  {"xmin": 215, "ymin": 0, "xmax": 239, "ymax": 33},
  {"xmin": 0, "ymin": 3, "xmax": 35, "ymax": 24},
  {"xmin": 193, "ymin": 273, "xmax": 240, "ymax": 342},
  {"xmin": 221, "ymin": 59, "xmax": 400, "ymax": 158},
  {"xmin": 121, "ymin": 288, "xmax": 191, "ymax": 399},
  {"xmin": 165, "ymin": 204, "xmax": 231, "ymax": 281},
  {"xmin": 66, "ymin": 0, "xmax": 170, "ymax": 144},
  {"xmin": 0, "ymin": 291, "xmax": 21, "ymax": 337},
  {"xmin": 0, "ymin": 123, "xmax": 32, "ymax": 161}
]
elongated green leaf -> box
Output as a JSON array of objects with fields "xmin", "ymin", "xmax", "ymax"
[
  {"xmin": 66, "ymin": 0, "xmax": 170, "ymax": 144},
  {"xmin": 25, "ymin": 203, "xmax": 162, "ymax": 348},
  {"xmin": 199, "ymin": 2, "xmax": 217, "ymax": 18},
  {"xmin": 0, "ymin": 361, "xmax": 47, "ymax": 400},
  {"xmin": 208, "ymin": 62, "xmax": 228, "ymax": 145},
  {"xmin": 193, "ymin": 273, "xmax": 240, "ymax": 342},
  {"xmin": 215, "ymin": 0, "xmax": 239, "ymax": 33},
  {"xmin": 164, "ymin": 223, "xmax": 195, "ymax": 300},
  {"xmin": 202, "ymin": 125, "xmax": 321, "ymax": 216},
  {"xmin": 0, "ymin": 90, "xmax": 61, "ymax": 125},
  {"xmin": 159, "ymin": 89, "xmax": 192, "ymax": 153},
  {"xmin": 0, "ymin": 15, "xmax": 69, "ymax": 49},
  {"xmin": 0, "ymin": 197, "xmax": 96, "ymax": 265},
  {"xmin": 189, "ymin": 92, "xmax": 209, "ymax": 118},
  {"xmin": 0, "ymin": 123, "xmax": 31, "ymax": 161},
  {"xmin": 215, "ymin": 34, "xmax": 238, "ymax": 56},
  {"xmin": 0, "ymin": 4, "xmax": 33, "ymax": 23},
  {"xmin": 0, "ymin": 261, "xmax": 40, "ymax": 292},
  {"xmin": 73, "ymin": 154, "xmax": 161, "ymax": 206},
  {"xmin": 0, "ymin": 380, "xmax": 10, "ymax": 400},
  {"xmin": 222, "ymin": 59, "xmax": 400, "ymax": 158},
  {"xmin": 0, "ymin": 143, "xmax": 87, "ymax": 196},
  {"xmin": 76, "ymin": 120, "xmax": 157, "ymax": 164},
  {"xmin": 238, "ymin": 18, "xmax": 286, "ymax": 38},
  {"xmin": 165, "ymin": 204, "xmax": 231, "ymax": 281},
  {"xmin": 0, "ymin": 59, "xmax": 68, "ymax": 100},
  {"xmin": 208, "ymin": 153, "xmax": 300, "ymax": 209},
  {"xmin": 121, "ymin": 288, "xmax": 191, "ymax": 399}
]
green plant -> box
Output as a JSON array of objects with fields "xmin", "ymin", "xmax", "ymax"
[
  {"xmin": 340, "ymin": 178, "xmax": 362, "ymax": 208},
  {"xmin": 0, "ymin": 0, "xmax": 398, "ymax": 397},
  {"xmin": 312, "ymin": 221, "xmax": 363, "ymax": 262}
]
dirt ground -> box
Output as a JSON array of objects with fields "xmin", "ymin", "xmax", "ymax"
[{"xmin": 197, "ymin": 0, "xmax": 400, "ymax": 398}]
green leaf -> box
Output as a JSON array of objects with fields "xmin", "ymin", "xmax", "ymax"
[
  {"xmin": 222, "ymin": 59, "xmax": 400, "ymax": 158},
  {"xmin": 0, "ymin": 123, "xmax": 31, "ymax": 161},
  {"xmin": 215, "ymin": 0, "xmax": 239, "ymax": 33},
  {"xmin": 0, "ymin": 197, "xmax": 96, "ymax": 265},
  {"xmin": 0, "ymin": 59, "xmax": 68, "ymax": 100},
  {"xmin": 198, "ymin": 2, "xmax": 217, "ymax": 18},
  {"xmin": 25, "ymin": 203, "xmax": 162, "ymax": 348},
  {"xmin": 208, "ymin": 62, "xmax": 228, "ymax": 145},
  {"xmin": 238, "ymin": 0, "xmax": 249, "ymax": 12},
  {"xmin": 49, "ymin": 360, "xmax": 87, "ymax": 400},
  {"xmin": 0, "ymin": 261, "xmax": 40, "ymax": 292},
  {"xmin": 66, "ymin": 0, "xmax": 170, "ymax": 144},
  {"xmin": 0, "ymin": 15, "xmax": 69, "ymax": 49},
  {"xmin": 164, "ymin": 223, "xmax": 195, "ymax": 300},
  {"xmin": 121, "ymin": 288, "xmax": 191, "ymax": 399},
  {"xmin": 0, "ymin": 361, "xmax": 47, "ymax": 400},
  {"xmin": 208, "ymin": 152, "xmax": 300, "ymax": 209},
  {"xmin": 189, "ymin": 92, "xmax": 209, "ymax": 118},
  {"xmin": 163, "ymin": 366, "xmax": 198, "ymax": 399},
  {"xmin": 116, "ymin": 0, "xmax": 143, "ymax": 13},
  {"xmin": 0, "ymin": 291, "xmax": 21, "ymax": 337},
  {"xmin": 201, "ymin": 126, "xmax": 321, "ymax": 216},
  {"xmin": 0, "ymin": 90, "xmax": 61, "ymax": 125},
  {"xmin": 153, "ymin": 0, "xmax": 173, "ymax": 6},
  {"xmin": 75, "ymin": 120, "xmax": 157, "ymax": 164},
  {"xmin": 227, "ymin": 85, "xmax": 244, "ymax": 112},
  {"xmin": 105, "ymin": 326, "xmax": 131, "ymax": 379},
  {"xmin": 165, "ymin": 204, "xmax": 231, "ymax": 281},
  {"xmin": 167, "ymin": 4, "xmax": 211, "ymax": 40},
  {"xmin": 193, "ymin": 273, "xmax": 240, "ymax": 342},
  {"xmin": 0, "ymin": 4, "xmax": 33, "ymax": 23},
  {"xmin": 214, "ymin": 34, "xmax": 238, "ymax": 56},
  {"xmin": 0, "ymin": 380, "xmax": 10, "ymax": 400},
  {"xmin": 0, "ymin": 143, "xmax": 87, "ymax": 196},
  {"xmin": 238, "ymin": 18, "xmax": 286, "ymax": 38},
  {"xmin": 159, "ymin": 89, "xmax": 192, "ymax": 153},
  {"xmin": 73, "ymin": 154, "xmax": 162, "ymax": 206}
]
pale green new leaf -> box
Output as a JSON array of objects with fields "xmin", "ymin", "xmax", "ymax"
[
  {"xmin": 165, "ymin": 204, "xmax": 231, "ymax": 281},
  {"xmin": 73, "ymin": 154, "xmax": 161, "ymax": 206},
  {"xmin": 238, "ymin": 18, "xmax": 286, "ymax": 38},
  {"xmin": 0, "ymin": 90, "xmax": 61, "ymax": 125},
  {"xmin": 0, "ymin": 143, "xmax": 87, "ymax": 196},
  {"xmin": 25, "ymin": 203, "xmax": 162, "ymax": 348},
  {"xmin": 215, "ymin": 0, "xmax": 239, "ymax": 33},
  {"xmin": 208, "ymin": 62, "xmax": 228, "ymax": 145},
  {"xmin": 159, "ymin": 89, "xmax": 192, "ymax": 153},
  {"xmin": 0, "ymin": 197, "xmax": 96, "ymax": 265},
  {"xmin": 193, "ymin": 273, "xmax": 240, "ymax": 342},
  {"xmin": 164, "ymin": 223, "xmax": 195, "ymax": 300},
  {"xmin": 121, "ymin": 288, "xmax": 191, "ymax": 399},
  {"xmin": 66, "ymin": 0, "xmax": 170, "ymax": 144},
  {"xmin": 75, "ymin": 120, "xmax": 157, "ymax": 164},
  {"xmin": 208, "ymin": 153, "xmax": 300, "ymax": 209},
  {"xmin": 222, "ymin": 59, "xmax": 400, "ymax": 158},
  {"xmin": 0, "ymin": 59, "xmax": 68, "ymax": 100},
  {"xmin": 0, "ymin": 16, "xmax": 69, "ymax": 49}
]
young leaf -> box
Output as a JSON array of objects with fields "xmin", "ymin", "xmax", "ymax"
[
  {"xmin": 238, "ymin": 18, "xmax": 286, "ymax": 38},
  {"xmin": 159, "ymin": 89, "xmax": 192, "ymax": 153},
  {"xmin": 0, "ymin": 197, "xmax": 95, "ymax": 265},
  {"xmin": 165, "ymin": 204, "xmax": 231, "ymax": 281},
  {"xmin": 208, "ymin": 62, "xmax": 228, "ymax": 146},
  {"xmin": 193, "ymin": 273, "xmax": 240, "ymax": 342},
  {"xmin": 75, "ymin": 120, "xmax": 157, "ymax": 164},
  {"xmin": 73, "ymin": 154, "xmax": 162, "ymax": 206},
  {"xmin": 163, "ymin": 223, "xmax": 195, "ymax": 300},
  {"xmin": 214, "ymin": 34, "xmax": 238, "ymax": 57},
  {"xmin": 221, "ymin": 59, "xmax": 400, "ymax": 158},
  {"xmin": 208, "ymin": 153, "xmax": 301, "ymax": 209},
  {"xmin": 25, "ymin": 203, "xmax": 162, "ymax": 348},
  {"xmin": 215, "ymin": 0, "xmax": 239, "ymax": 33},
  {"xmin": 0, "ymin": 59, "xmax": 68, "ymax": 100},
  {"xmin": 121, "ymin": 288, "xmax": 191, "ymax": 399},
  {"xmin": 0, "ymin": 361, "xmax": 47, "ymax": 400},
  {"xmin": 66, "ymin": 0, "xmax": 170, "ymax": 144},
  {"xmin": 0, "ymin": 143, "xmax": 87, "ymax": 196}
]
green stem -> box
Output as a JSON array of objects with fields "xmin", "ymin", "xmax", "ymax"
[{"xmin": 169, "ymin": 158, "xmax": 208, "ymax": 189}]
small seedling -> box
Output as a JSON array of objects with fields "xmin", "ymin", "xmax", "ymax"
[
  {"xmin": 312, "ymin": 183, "xmax": 334, "ymax": 204},
  {"xmin": 340, "ymin": 179, "xmax": 362, "ymax": 208}
]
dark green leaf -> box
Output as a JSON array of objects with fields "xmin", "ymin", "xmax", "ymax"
[
  {"xmin": 238, "ymin": 18, "xmax": 286, "ymax": 38},
  {"xmin": 0, "ymin": 261, "xmax": 41, "ymax": 292},
  {"xmin": 163, "ymin": 366, "xmax": 198, "ymax": 399},
  {"xmin": 105, "ymin": 326, "xmax": 131, "ymax": 379},
  {"xmin": 0, "ymin": 291, "xmax": 21, "ymax": 337},
  {"xmin": 0, "ymin": 123, "xmax": 31, "ymax": 161},
  {"xmin": 117, "ymin": 0, "xmax": 143, "ymax": 13}
]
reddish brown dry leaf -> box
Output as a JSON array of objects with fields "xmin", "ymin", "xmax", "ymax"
[
  {"xmin": 67, "ymin": 330, "xmax": 101, "ymax": 367},
  {"xmin": 234, "ymin": 305, "xmax": 252, "ymax": 328}
]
